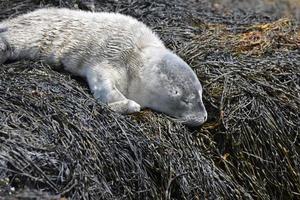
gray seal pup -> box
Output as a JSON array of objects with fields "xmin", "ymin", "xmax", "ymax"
[{"xmin": 0, "ymin": 8, "xmax": 207, "ymax": 126}]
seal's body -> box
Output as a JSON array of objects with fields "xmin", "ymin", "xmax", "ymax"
[{"xmin": 0, "ymin": 8, "xmax": 207, "ymax": 126}]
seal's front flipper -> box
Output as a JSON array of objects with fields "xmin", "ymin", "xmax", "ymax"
[
  {"xmin": 108, "ymin": 99, "xmax": 141, "ymax": 114},
  {"xmin": 85, "ymin": 65, "xmax": 141, "ymax": 114}
]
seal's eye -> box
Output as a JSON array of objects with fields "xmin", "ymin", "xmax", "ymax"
[
  {"xmin": 182, "ymin": 98, "xmax": 191, "ymax": 105},
  {"xmin": 182, "ymin": 99, "xmax": 189, "ymax": 104}
]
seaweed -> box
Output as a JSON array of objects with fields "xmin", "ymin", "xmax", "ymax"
[{"xmin": 0, "ymin": 0, "xmax": 299, "ymax": 199}]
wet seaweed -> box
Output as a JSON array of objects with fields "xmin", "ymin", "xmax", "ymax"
[{"xmin": 0, "ymin": 0, "xmax": 300, "ymax": 199}]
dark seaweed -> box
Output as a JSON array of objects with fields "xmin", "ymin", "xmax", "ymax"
[{"xmin": 0, "ymin": 0, "xmax": 299, "ymax": 199}]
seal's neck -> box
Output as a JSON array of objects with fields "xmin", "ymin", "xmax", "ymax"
[{"xmin": 127, "ymin": 46, "xmax": 169, "ymax": 108}]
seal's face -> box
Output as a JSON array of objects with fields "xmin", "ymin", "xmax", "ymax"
[{"xmin": 140, "ymin": 52, "xmax": 207, "ymax": 127}]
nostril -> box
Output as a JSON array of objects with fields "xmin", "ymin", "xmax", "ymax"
[{"xmin": 204, "ymin": 114, "xmax": 207, "ymax": 121}]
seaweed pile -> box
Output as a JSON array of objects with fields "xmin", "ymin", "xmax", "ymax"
[{"xmin": 0, "ymin": 0, "xmax": 299, "ymax": 199}]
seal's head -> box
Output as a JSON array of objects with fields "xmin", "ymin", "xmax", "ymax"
[{"xmin": 134, "ymin": 48, "xmax": 207, "ymax": 127}]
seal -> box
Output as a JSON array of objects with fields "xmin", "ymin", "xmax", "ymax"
[{"xmin": 0, "ymin": 8, "xmax": 207, "ymax": 126}]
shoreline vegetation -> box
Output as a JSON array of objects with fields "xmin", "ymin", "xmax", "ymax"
[{"xmin": 0, "ymin": 0, "xmax": 299, "ymax": 199}]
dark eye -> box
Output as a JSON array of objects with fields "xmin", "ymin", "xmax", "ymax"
[{"xmin": 182, "ymin": 99, "xmax": 190, "ymax": 105}]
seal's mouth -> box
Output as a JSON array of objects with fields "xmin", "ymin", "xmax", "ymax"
[
  {"xmin": 167, "ymin": 115, "xmax": 207, "ymax": 127},
  {"xmin": 182, "ymin": 118, "xmax": 206, "ymax": 127}
]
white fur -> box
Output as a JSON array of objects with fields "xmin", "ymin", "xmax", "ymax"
[
  {"xmin": 0, "ymin": 8, "xmax": 207, "ymax": 125},
  {"xmin": 0, "ymin": 8, "xmax": 166, "ymax": 113}
]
